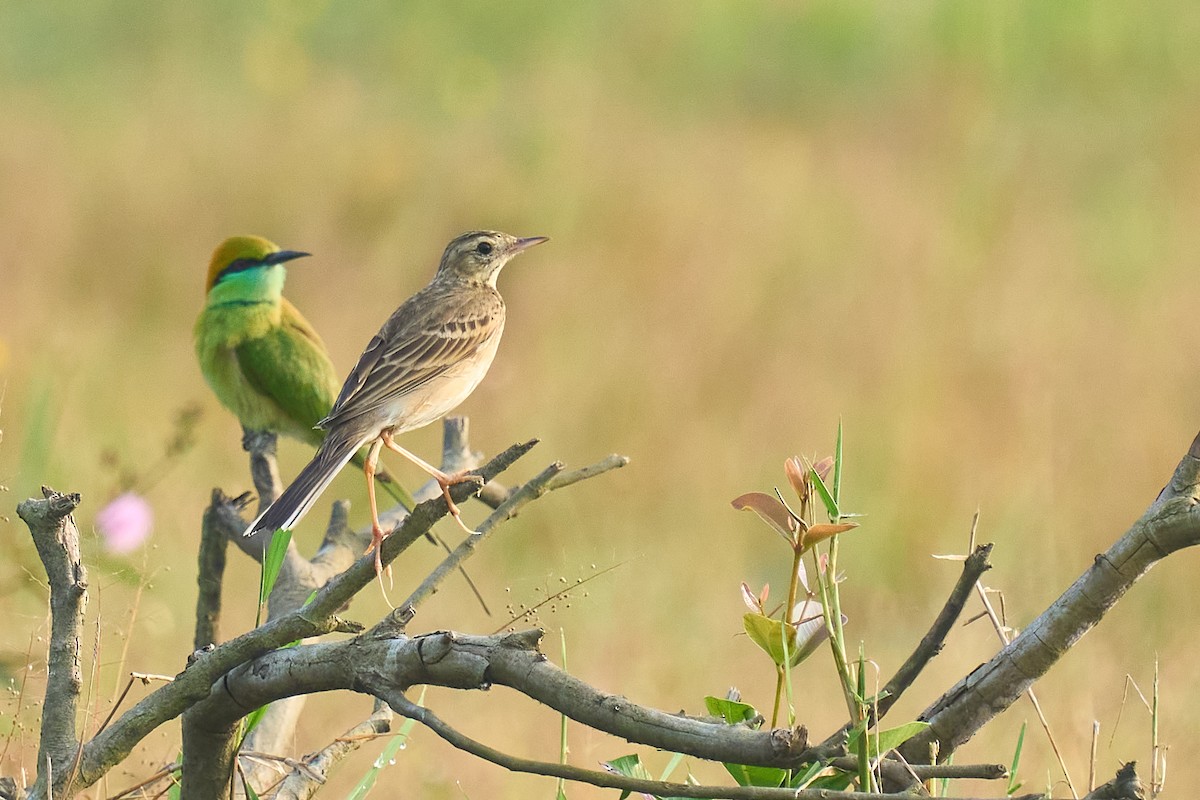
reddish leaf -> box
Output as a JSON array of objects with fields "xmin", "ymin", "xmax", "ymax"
[
  {"xmin": 784, "ymin": 456, "xmax": 808, "ymax": 501},
  {"xmin": 811, "ymin": 456, "xmax": 834, "ymax": 482},
  {"xmin": 732, "ymin": 492, "xmax": 798, "ymax": 542},
  {"xmin": 800, "ymin": 522, "xmax": 859, "ymax": 549},
  {"xmin": 740, "ymin": 581, "xmax": 762, "ymax": 613}
]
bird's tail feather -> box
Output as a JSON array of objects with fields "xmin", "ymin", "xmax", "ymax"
[{"xmin": 246, "ymin": 429, "xmax": 366, "ymax": 537}]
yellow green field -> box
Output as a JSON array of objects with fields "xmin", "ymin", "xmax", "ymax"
[{"xmin": 1, "ymin": 3, "xmax": 1197, "ymax": 797}]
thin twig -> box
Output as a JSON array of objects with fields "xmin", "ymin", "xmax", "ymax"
[
  {"xmin": 490, "ymin": 562, "xmax": 624, "ymax": 635},
  {"xmin": 401, "ymin": 462, "xmax": 565, "ymax": 612},
  {"xmin": 96, "ymin": 674, "xmax": 174, "ymax": 736},
  {"xmin": 237, "ymin": 751, "xmax": 326, "ymax": 784},
  {"xmin": 880, "ymin": 543, "xmax": 993, "ymax": 719},
  {"xmin": 401, "ymin": 453, "xmax": 628, "ymax": 614},
  {"xmin": 106, "ymin": 762, "xmax": 180, "ymax": 800},
  {"xmin": 1089, "ymin": 721, "xmax": 1099, "ymax": 792}
]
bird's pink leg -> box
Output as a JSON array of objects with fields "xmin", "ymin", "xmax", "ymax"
[
  {"xmin": 380, "ymin": 431, "xmax": 477, "ymax": 534},
  {"xmin": 362, "ymin": 438, "xmax": 393, "ymax": 599}
]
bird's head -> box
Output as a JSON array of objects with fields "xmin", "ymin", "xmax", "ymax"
[
  {"xmin": 435, "ymin": 231, "xmax": 549, "ymax": 287},
  {"xmin": 205, "ymin": 235, "xmax": 310, "ymax": 294}
]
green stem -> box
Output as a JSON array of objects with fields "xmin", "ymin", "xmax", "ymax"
[
  {"xmin": 770, "ymin": 541, "xmax": 805, "ymax": 728},
  {"xmin": 855, "ymin": 643, "xmax": 874, "ymax": 792},
  {"xmin": 770, "ymin": 666, "xmax": 784, "ymax": 728},
  {"xmin": 813, "ymin": 545, "xmax": 856, "ymax": 720},
  {"xmin": 783, "ymin": 545, "xmax": 803, "ymax": 636}
]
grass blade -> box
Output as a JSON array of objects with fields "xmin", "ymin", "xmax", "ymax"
[
  {"xmin": 346, "ymin": 689, "xmax": 425, "ymax": 800},
  {"xmin": 256, "ymin": 528, "xmax": 292, "ymax": 627},
  {"xmin": 833, "ymin": 420, "xmax": 843, "ymax": 507}
]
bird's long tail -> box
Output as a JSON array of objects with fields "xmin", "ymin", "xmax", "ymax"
[{"xmin": 247, "ymin": 428, "xmax": 366, "ymax": 537}]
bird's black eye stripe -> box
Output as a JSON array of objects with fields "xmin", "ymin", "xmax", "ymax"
[
  {"xmin": 214, "ymin": 257, "xmax": 262, "ymax": 284},
  {"xmin": 476, "ymin": 241, "xmax": 494, "ymax": 255}
]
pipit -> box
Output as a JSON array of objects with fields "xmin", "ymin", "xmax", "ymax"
[{"xmin": 247, "ymin": 230, "xmax": 548, "ymax": 575}]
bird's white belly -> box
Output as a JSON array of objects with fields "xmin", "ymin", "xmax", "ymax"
[{"xmin": 387, "ymin": 330, "xmax": 503, "ymax": 434}]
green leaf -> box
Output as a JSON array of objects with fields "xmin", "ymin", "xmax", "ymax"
[
  {"xmin": 809, "ymin": 770, "xmax": 855, "ymax": 791},
  {"xmin": 257, "ymin": 528, "xmax": 292, "ymax": 627},
  {"xmin": 845, "ymin": 720, "xmax": 930, "ymax": 758},
  {"xmin": 163, "ymin": 757, "xmax": 182, "ymax": 800},
  {"xmin": 659, "ymin": 751, "xmax": 686, "ymax": 782},
  {"xmin": 722, "ymin": 762, "xmax": 786, "ymax": 788},
  {"xmin": 938, "ymin": 753, "xmax": 954, "ymax": 797},
  {"xmin": 244, "ymin": 704, "xmax": 268, "ymax": 735},
  {"xmin": 704, "ymin": 696, "xmax": 759, "ymax": 725},
  {"xmin": 809, "ymin": 466, "xmax": 839, "ymax": 522},
  {"xmin": 260, "ymin": 529, "xmax": 292, "ymax": 603},
  {"xmin": 789, "ymin": 760, "xmax": 829, "ymax": 789},
  {"xmin": 743, "ymin": 613, "xmax": 795, "ymax": 668},
  {"xmin": 1007, "ymin": 720, "xmax": 1027, "ymax": 795},
  {"xmin": 346, "ymin": 690, "xmax": 425, "ymax": 800},
  {"xmin": 241, "ymin": 775, "xmax": 260, "ymax": 800},
  {"xmin": 602, "ymin": 754, "xmax": 651, "ymax": 800},
  {"xmin": 744, "ymin": 611, "xmax": 829, "ymax": 669}
]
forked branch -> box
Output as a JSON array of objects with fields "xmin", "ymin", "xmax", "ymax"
[{"xmin": 901, "ymin": 432, "xmax": 1200, "ymax": 764}]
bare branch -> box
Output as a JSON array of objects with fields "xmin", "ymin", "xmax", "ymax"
[
  {"xmin": 901, "ymin": 436, "xmax": 1200, "ymax": 764},
  {"xmin": 195, "ymin": 489, "xmax": 248, "ymax": 649},
  {"xmin": 188, "ymin": 420, "xmax": 518, "ymax": 793},
  {"xmin": 547, "ymin": 454, "xmax": 630, "ymax": 491},
  {"xmin": 241, "ymin": 428, "xmax": 283, "ymax": 515},
  {"xmin": 878, "ymin": 543, "xmax": 992, "ymax": 721},
  {"xmin": 184, "ymin": 630, "xmax": 809, "ymax": 772},
  {"xmin": 17, "ymin": 487, "xmax": 88, "ymax": 800},
  {"xmin": 76, "ymin": 441, "xmax": 537, "ymax": 795},
  {"xmin": 383, "ymin": 691, "xmax": 1040, "ymax": 800}
]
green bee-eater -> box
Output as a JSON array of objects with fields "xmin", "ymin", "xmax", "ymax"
[{"xmin": 195, "ymin": 235, "xmax": 339, "ymax": 447}]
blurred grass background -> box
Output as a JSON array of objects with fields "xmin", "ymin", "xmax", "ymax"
[{"xmin": 1, "ymin": 1, "xmax": 1197, "ymax": 796}]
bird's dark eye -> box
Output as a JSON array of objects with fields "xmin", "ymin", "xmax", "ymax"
[{"xmin": 476, "ymin": 241, "xmax": 494, "ymax": 256}]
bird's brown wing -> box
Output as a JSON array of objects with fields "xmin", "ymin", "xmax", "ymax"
[{"xmin": 319, "ymin": 285, "xmax": 503, "ymax": 430}]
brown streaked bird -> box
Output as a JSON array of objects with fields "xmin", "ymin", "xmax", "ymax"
[{"xmin": 246, "ymin": 230, "xmax": 548, "ymax": 574}]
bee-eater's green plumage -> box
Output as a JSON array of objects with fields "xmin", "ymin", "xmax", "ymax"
[{"xmin": 195, "ymin": 235, "xmax": 338, "ymax": 446}]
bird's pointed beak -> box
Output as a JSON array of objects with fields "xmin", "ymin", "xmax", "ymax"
[
  {"xmin": 511, "ymin": 236, "xmax": 549, "ymax": 254},
  {"xmin": 263, "ymin": 250, "xmax": 311, "ymax": 266}
]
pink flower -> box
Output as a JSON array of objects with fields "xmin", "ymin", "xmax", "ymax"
[{"xmin": 95, "ymin": 493, "xmax": 153, "ymax": 553}]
